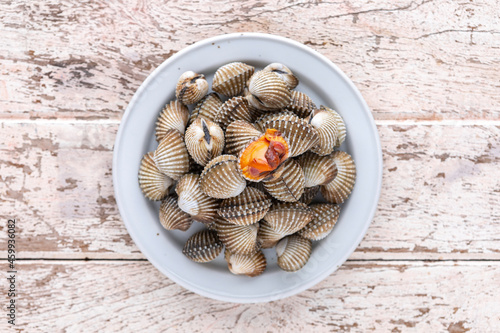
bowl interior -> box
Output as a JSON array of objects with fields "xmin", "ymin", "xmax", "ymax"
[{"xmin": 113, "ymin": 33, "xmax": 382, "ymax": 303}]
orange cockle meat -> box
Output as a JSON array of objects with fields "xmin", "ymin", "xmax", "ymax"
[{"xmin": 239, "ymin": 129, "xmax": 289, "ymax": 181}]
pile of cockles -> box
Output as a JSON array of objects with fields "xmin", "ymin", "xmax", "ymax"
[{"xmin": 138, "ymin": 62, "xmax": 356, "ymax": 277}]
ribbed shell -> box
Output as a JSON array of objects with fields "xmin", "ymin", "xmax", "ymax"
[
  {"xmin": 321, "ymin": 105, "xmax": 346, "ymax": 147},
  {"xmin": 263, "ymin": 202, "xmax": 313, "ymax": 235},
  {"xmin": 225, "ymin": 250, "xmax": 266, "ymax": 277},
  {"xmin": 175, "ymin": 71, "xmax": 209, "ymax": 105},
  {"xmin": 246, "ymin": 71, "xmax": 292, "ymax": 110},
  {"xmin": 286, "ymin": 91, "xmax": 316, "ymax": 118},
  {"xmin": 321, "ymin": 151, "xmax": 356, "ymax": 204},
  {"xmin": 257, "ymin": 220, "xmax": 287, "ymax": 249},
  {"xmin": 276, "ymin": 235, "xmax": 312, "ymax": 272},
  {"xmin": 225, "ymin": 120, "xmax": 262, "ymax": 156},
  {"xmin": 253, "ymin": 111, "xmax": 298, "ymax": 132},
  {"xmin": 299, "ymin": 186, "xmax": 320, "ymax": 204},
  {"xmin": 200, "ymin": 155, "xmax": 247, "ymax": 199},
  {"xmin": 154, "ymin": 129, "xmax": 190, "ymax": 180},
  {"xmin": 184, "ymin": 117, "xmax": 225, "ymax": 166},
  {"xmin": 218, "ymin": 187, "xmax": 272, "ymax": 226},
  {"xmin": 248, "ymin": 103, "xmax": 268, "ymax": 122},
  {"xmin": 215, "ymin": 219, "xmax": 261, "ymax": 255},
  {"xmin": 297, "ymin": 152, "xmax": 338, "ymax": 188},
  {"xmin": 159, "ymin": 196, "xmax": 193, "ymax": 231},
  {"xmin": 263, "ymin": 63, "xmax": 299, "ymax": 90},
  {"xmin": 183, "ymin": 230, "xmax": 223, "ymax": 263},
  {"xmin": 189, "ymin": 93, "xmax": 223, "ymax": 125},
  {"xmin": 138, "ymin": 152, "xmax": 174, "ymax": 201},
  {"xmin": 175, "ymin": 174, "xmax": 220, "ymax": 224},
  {"xmin": 263, "ymin": 159, "xmax": 305, "ymax": 202},
  {"xmin": 215, "ymin": 96, "xmax": 253, "ymax": 130},
  {"xmin": 307, "ymin": 108, "xmax": 338, "ymax": 156},
  {"xmin": 259, "ymin": 114, "xmax": 319, "ymax": 157},
  {"xmin": 299, "ymin": 203, "xmax": 340, "ymax": 241},
  {"xmin": 212, "ymin": 62, "xmax": 255, "ymax": 97},
  {"xmin": 155, "ymin": 100, "xmax": 190, "ymax": 140}
]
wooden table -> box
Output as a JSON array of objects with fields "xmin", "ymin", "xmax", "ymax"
[{"xmin": 2, "ymin": 1, "xmax": 499, "ymax": 331}]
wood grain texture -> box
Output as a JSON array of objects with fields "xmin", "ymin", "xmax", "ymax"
[
  {"xmin": 1, "ymin": 122, "xmax": 499, "ymax": 259},
  {"xmin": 1, "ymin": 0, "xmax": 499, "ymax": 120},
  {"xmin": 2, "ymin": 260, "xmax": 498, "ymax": 332}
]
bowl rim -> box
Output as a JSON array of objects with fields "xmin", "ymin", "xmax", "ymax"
[{"xmin": 113, "ymin": 32, "xmax": 383, "ymax": 303}]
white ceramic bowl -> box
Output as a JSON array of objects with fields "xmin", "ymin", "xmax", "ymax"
[{"xmin": 113, "ymin": 33, "xmax": 382, "ymax": 303}]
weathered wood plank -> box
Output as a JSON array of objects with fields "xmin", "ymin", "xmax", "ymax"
[
  {"xmin": 2, "ymin": 260, "xmax": 498, "ymax": 332},
  {"xmin": 1, "ymin": 122, "xmax": 499, "ymax": 259},
  {"xmin": 1, "ymin": 0, "xmax": 499, "ymax": 120}
]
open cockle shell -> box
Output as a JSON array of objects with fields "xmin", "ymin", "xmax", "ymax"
[
  {"xmin": 189, "ymin": 93, "xmax": 223, "ymax": 125},
  {"xmin": 298, "ymin": 203, "xmax": 340, "ymax": 241},
  {"xmin": 321, "ymin": 105, "xmax": 346, "ymax": 147},
  {"xmin": 276, "ymin": 235, "xmax": 312, "ymax": 272},
  {"xmin": 176, "ymin": 173, "xmax": 220, "ymax": 224},
  {"xmin": 215, "ymin": 218, "xmax": 261, "ymax": 255},
  {"xmin": 297, "ymin": 152, "xmax": 338, "ymax": 188},
  {"xmin": 321, "ymin": 151, "xmax": 356, "ymax": 204},
  {"xmin": 138, "ymin": 152, "xmax": 174, "ymax": 201},
  {"xmin": 263, "ymin": 63, "xmax": 299, "ymax": 90},
  {"xmin": 155, "ymin": 100, "xmax": 190, "ymax": 140},
  {"xmin": 225, "ymin": 120, "xmax": 262, "ymax": 156},
  {"xmin": 225, "ymin": 249, "xmax": 267, "ymax": 277},
  {"xmin": 218, "ymin": 187, "xmax": 272, "ymax": 226},
  {"xmin": 306, "ymin": 108, "xmax": 338, "ymax": 156},
  {"xmin": 263, "ymin": 202, "xmax": 313, "ymax": 236},
  {"xmin": 185, "ymin": 117, "xmax": 224, "ymax": 166},
  {"xmin": 286, "ymin": 91, "xmax": 316, "ymax": 118},
  {"xmin": 263, "ymin": 159, "xmax": 305, "ymax": 202},
  {"xmin": 215, "ymin": 96, "xmax": 253, "ymax": 130},
  {"xmin": 183, "ymin": 229, "xmax": 224, "ymax": 263},
  {"xmin": 257, "ymin": 219, "xmax": 287, "ymax": 249},
  {"xmin": 200, "ymin": 155, "xmax": 247, "ymax": 199},
  {"xmin": 253, "ymin": 110, "xmax": 298, "ymax": 133},
  {"xmin": 238, "ymin": 129, "xmax": 290, "ymax": 182},
  {"xmin": 159, "ymin": 196, "xmax": 193, "ymax": 231},
  {"xmin": 154, "ymin": 129, "xmax": 190, "ymax": 180},
  {"xmin": 175, "ymin": 71, "xmax": 209, "ymax": 105},
  {"xmin": 259, "ymin": 113, "xmax": 319, "ymax": 157},
  {"xmin": 212, "ymin": 62, "xmax": 255, "ymax": 97},
  {"xmin": 299, "ymin": 185, "xmax": 320, "ymax": 204},
  {"xmin": 245, "ymin": 70, "xmax": 292, "ymax": 111}
]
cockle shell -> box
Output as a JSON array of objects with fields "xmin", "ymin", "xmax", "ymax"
[
  {"xmin": 257, "ymin": 220, "xmax": 287, "ymax": 249},
  {"xmin": 189, "ymin": 93, "xmax": 223, "ymax": 125},
  {"xmin": 225, "ymin": 250, "xmax": 266, "ymax": 277},
  {"xmin": 259, "ymin": 113, "xmax": 319, "ymax": 157},
  {"xmin": 185, "ymin": 117, "xmax": 224, "ymax": 166},
  {"xmin": 218, "ymin": 187, "xmax": 272, "ymax": 226},
  {"xmin": 212, "ymin": 62, "xmax": 255, "ymax": 97},
  {"xmin": 297, "ymin": 152, "xmax": 338, "ymax": 187},
  {"xmin": 306, "ymin": 108, "xmax": 338, "ymax": 156},
  {"xmin": 286, "ymin": 91, "xmax": 316, "ymax": 118},
  {"xmin": 154, "ymin": 129, "xmax": 190, "ymax": 180},
  {"xmin": 245, "ymin": 71, "xmax": 292, "ymax": 111},
  {"xmin": 276, "ymin": 235, "xmax": 312, "ymax": 272},
  {"xmin": 175, "ymin": 71, "xmax": 209, "ymax": 105},
  {"xmin": 138, "ymin": 152, "xmax": 174, "ymax": 201},
  {"xmin": 263, "ymin": 202, "xmax": 313, "ymax": 235},
  {"xmin": 225, "ymin": 120, "xmax": 262, "ymax": 156},
  {"xmin": 263, "ymin": 63, "xmax": 299, "ymax": 90},
  {"xmin": 215, "ymin": 218, "xmax": 261, "ymax": 255},
  {"xmin": 299, "ymin": 203, "xmax": 340, "ymax": 241},
  {"xmin": 214, "ymin": 96, "xmax": 253, "ymax": 130},
  {"xmin": 321, "ymin": 105, "xmax": 346, "ymax": 147},
  {"xmin": 253, "ymin": 110, "xmax": 298, "ymax": 133},
  {"xmin": 159, "ymin": 196, "xmax": 193, "ymax": 231},
  {"xmin": 155, "ymin": 100, "xmax": 190, "ymax": 140},
  {"xmin": 263, "ymin": 159, "xmax": 305, "ymax": 202},
  {"xmin": 299, "ymin": 186, "xmax": 319, "ymax": 204},
  {"xmin": 200, "ymin": 155, "xmax": 247, "ymax": 199},
  {"xmin": 183, "ymin": 230, "xmax": 223, "ymax": 263},
  {"xmin": 321, "ymin": 151, "xmax": 356, "ymax": 204},
  {"xmin": 176, "ymin": 173, "xmax": 220, "ymax": 224}
]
